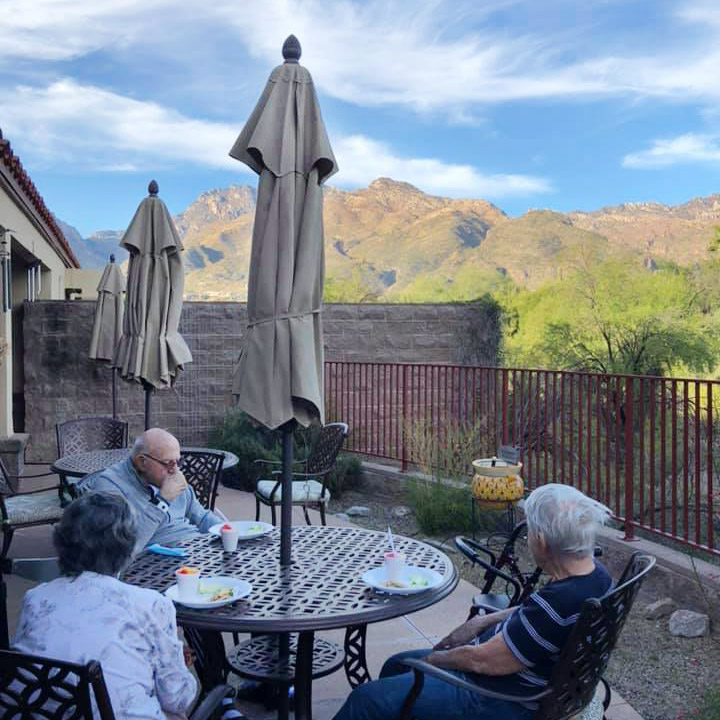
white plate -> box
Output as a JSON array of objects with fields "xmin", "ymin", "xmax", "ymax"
[
  {"xmin": 362, "ymin": 565, "xmax": 443, "ymax": 595},
  {"xmin": 165, "ymin": 576, "xmax": 252, "ymax": 608},
  {"xmin": 208, "ymin": 521, "xmax": 274, "ymax": 539}
]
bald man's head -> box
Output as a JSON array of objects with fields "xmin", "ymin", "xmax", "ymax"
[{"xmin": 131, "ymin": 428, "xmax": 179, "ymax": 459}]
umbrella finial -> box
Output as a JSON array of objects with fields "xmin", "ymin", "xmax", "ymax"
[
  {"xmin": 282, "ymin": 35, "xmax": 301, "ymax": 63},
  {"xmin": 110, "ymin": 253, "xmax": 115, "ymax": 263},
  {"xmin": 148, "ymin": 179, "xmax": 159, "ymax": 196}
]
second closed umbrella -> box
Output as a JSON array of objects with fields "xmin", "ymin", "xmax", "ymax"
[{"xmin": 114, "ymin": 180, "xmax": 192, "ymax": 429}]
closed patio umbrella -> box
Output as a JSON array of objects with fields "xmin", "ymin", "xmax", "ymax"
[
  {"xmin": 230, "ymin": 35, "xmax": 337, "ymax": 566},
  {"xmin": 114, "ymin": 180, "xmax": 192, "ymax": 429},
  {"xmin": 89, "ymin": 254, "xmax": 125, "ymax": 418}
]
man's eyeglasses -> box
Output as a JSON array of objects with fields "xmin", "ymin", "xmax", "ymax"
[{"xmin": 142, "ymin": 454, "xmax": 180, "ymax": 472}]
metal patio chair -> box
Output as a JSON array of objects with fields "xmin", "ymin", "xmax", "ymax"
[
  {"xmin": 0, "ymin": 459, "xmax": 67, "ymax": 558},
  {"xmin": 398, "ymin": 552, "xmax": 656, "ymax": 720},
  {"xmin": 179, "ymin": 449, "xmax": 225, "ymax": 511},
  {"xmin": 254, "ymin": 422, "xmax": 349, "ymax": 526},
  {"xmin": 0, "ymin": 648, "xmax": 230, "ymax": 720},
  {"xmin": 56, "ymin": 417, "xmax": 128, "ymax": 458}
]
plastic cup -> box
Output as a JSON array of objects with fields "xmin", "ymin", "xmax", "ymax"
[
  {"xmin": 221, "ymin": 524, "xmax": 240, "ymax": 552},
  {"xmin": 174, "ymin": 566, "xmax": 200, "ymax": 599},
  {"xmin": 384, "ymin": 551, "xmax": 407, "ymax": 585}
]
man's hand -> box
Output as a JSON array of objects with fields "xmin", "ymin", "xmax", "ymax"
[
  {"xmin": 159, "ymin": 470, "xmax": 188, "ymax": 503},
  {"xmin": 433, "ymin": 607, "xmax": 515, "ymax": 651}
]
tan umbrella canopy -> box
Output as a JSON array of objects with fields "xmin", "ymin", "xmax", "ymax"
[
  {"xmin": 89, "ymin": 254, "xmax": 125, "ymax": 418},
  {"xmin": 90, "ymin": 255, "xmax": 125, "ymax": 361},
  {"xmin": 230, "ymin": 35, "xmax": 337, "ymax": 565},
  {"xmin": 113, "ymin": 180, "xmax": 192, "ymax": 428}
]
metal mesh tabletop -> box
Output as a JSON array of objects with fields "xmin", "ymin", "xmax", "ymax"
[
  {"xmin": 123, "ymin": 526, "xmax": 458, "ymax": 632},
  {"xmin": 52, "ymin": 448, "xmax": 239, "ymax": 478},
  {"xmin": 51, "ymin": 448, "xmax": 131, "ymax": 477}
]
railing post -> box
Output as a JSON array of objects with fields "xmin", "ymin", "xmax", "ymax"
[
  {"xmin": 624, "ymin": 377, "xmax": 635, "ymax": 541},
  {"xmin": 501, "ymin": 369, "xmax": 509, "ymax": 446},
  {"xmin": 401, "ymin": 365, "xmax": 409, "ymax": 473}
]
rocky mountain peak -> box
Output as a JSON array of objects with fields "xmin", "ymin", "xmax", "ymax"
[{"xmin": 175, "ymin": 185, "xmax": 256, "ymax": 236}]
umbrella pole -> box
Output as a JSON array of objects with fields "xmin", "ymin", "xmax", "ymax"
[
  {"xmin": 280, "ymin": 419, "xmax": 297, "ymax": 566},
  {"xmin": 112, "ymin": 367, "xmax": 118, "ymax": 420},
  {"xmin": 143, "ymin": 382, "xmax": 153, "ymax": 430}
]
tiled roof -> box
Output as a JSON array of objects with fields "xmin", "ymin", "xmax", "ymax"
[{"xmin": 0, "ymin": 129, "xmax": 80, "ymax": 268}]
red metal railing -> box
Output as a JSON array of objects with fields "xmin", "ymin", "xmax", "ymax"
[{"xmin": 324, "ymin": 362, "xmax": 720, "ymax": 557}]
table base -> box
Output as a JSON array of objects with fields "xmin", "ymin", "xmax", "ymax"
[{"xmin": 227, "ymin": 634, "xmax": 344, "ymax": 684}]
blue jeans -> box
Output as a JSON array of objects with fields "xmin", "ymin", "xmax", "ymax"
[{"xmin": 332, "ymin": 649, "xmax": 534, "ymax": 720}]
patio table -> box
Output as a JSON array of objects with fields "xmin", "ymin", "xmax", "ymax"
[
  {"xmin": 122, "ymin": 525, "xmax": 458, "ymax": 720},
  {"xmin": 51, "ymin": 446, "xmax": 239, "ymax": 483}
]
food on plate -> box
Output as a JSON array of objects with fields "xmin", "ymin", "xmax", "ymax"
[
  {"xmin": 246, "ymin": 525, "xmax": 263, "ymax": 532},
  {"xmin": 197, "ymin": 583, "xmax": 223, "ymax": 595},
  {"xmin": 222, "ymin": 523, "xmax": 233, "ymax": 531},
  {"xmin": 210, "ymin": 587, "xmax": 234, "ymax": 602},
  {"xmin": 176, "ymin": 566, "xmax": 199, "ymax": 575},
  {"xmin": 381, "ymin": 580, "xmax": 408, "ymax": 588},
  {"xmin": 408, "ymin": 575, "xmax": 429, "ymax": 588}
]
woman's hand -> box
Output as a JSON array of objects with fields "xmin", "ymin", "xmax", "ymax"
[{"xmin": 182, "ymin": 644, "xmax": 195, "ymax": 668}]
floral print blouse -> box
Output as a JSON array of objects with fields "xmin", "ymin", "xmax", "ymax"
[{"xmin": 13, "ymin": 571, "xmax": 197, "ymax": 720}]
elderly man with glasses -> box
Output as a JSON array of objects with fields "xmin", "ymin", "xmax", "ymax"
[{"xmin": 80, "ymin": 428, "xmax": 224, "ymax": 554}]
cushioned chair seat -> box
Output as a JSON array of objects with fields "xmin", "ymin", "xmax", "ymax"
[
  {"xmin": 256, "ymin": 479, "xmax": 330, "ymax": 504},
  {"xmin": 4, "ymin": 490, "xmax": 64, "ymax": 525}
]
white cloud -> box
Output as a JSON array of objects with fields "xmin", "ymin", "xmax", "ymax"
[
  {"xmin": 0, "ymin": 79, "xmax": 241, "ymax": 171},
  {"xmin": 218, "ymin": 0, "xmax": 720, "ymax": 110},
  {"xmin": 0, "ymin": 79, "xmax": 550, "ymax": 199},
  {"xmin": 334, "ymin": 135, "xmax": 551, "ymax": 197},
  {"xmin": 4, "ymin": 0, "xmax": 720, "ymax": 114},
  {"xmin": 0, "ymin": 0, "xmax": 175, "ymax": 61},
  {"xmin": 622, "ymin": 133, "xmax": 720, "ymax": 168}
]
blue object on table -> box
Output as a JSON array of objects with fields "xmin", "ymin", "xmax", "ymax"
[{"xmin": 146, "ymin": 544, "xmax": 187, "ymax": 557}]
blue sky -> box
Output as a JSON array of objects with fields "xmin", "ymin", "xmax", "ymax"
[{"xmin": 2, "ymin": 0, "xmax": 720, "ymax": 237}]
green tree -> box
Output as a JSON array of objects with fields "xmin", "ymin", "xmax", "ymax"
[{"xmin": 507, "ymin": 260, "xmax": 716, "ymax": 376}]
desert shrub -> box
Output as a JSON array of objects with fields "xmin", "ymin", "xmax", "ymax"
[
  {"xmin": 407, "ymin": 478, "xmax": 475, "ymax": 535},
  {"xmin": 209, "ymin": 410, "xmax": 362, "ymax": 496}
]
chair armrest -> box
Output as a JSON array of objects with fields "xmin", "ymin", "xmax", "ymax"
[
  {"xmin": 190, "ymin": 684, "xmax": 232, "ymax": 720},
  {"xmin": 399, "ymin": 657, "xmax": 549, "ymax": 703},
  {"xmin": 9, "ymin": 470, "xmax": 56, "ymax": 481},
  {"xmin": 254, "ymin": 459, "xmax": 306, "ymax": 467}
]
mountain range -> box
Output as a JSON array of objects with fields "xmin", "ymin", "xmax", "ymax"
[{"xmin": 59, "ymin": 178, "xmax": 720, "ymax": 300}]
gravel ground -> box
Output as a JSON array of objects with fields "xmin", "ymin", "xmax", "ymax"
[{"xmin": 332, "ymin": 487, "xmax": 720, "ymax": 720}]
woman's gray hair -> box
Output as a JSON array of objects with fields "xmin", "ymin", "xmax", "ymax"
[
  {"xmin": 524, "ymin": 483, "xmax": 611, "ymax": 559},
  {"xmin": 53, "ymin": 491, "xmax": 137, "ymax": 577}
]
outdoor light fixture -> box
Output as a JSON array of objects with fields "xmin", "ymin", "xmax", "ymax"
[{"xmin": 0, "ymin": 227, "xmax": 12, "ymax": 313}]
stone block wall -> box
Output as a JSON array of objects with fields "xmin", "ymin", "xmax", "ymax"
[{"xmin": 23, "ymin": 299, "xmax": 499, "ymax": 460}]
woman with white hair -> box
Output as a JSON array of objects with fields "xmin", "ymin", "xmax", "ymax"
[{"xmin": 332, "ymin": 483, "xmax": 613, "ymax": 720}]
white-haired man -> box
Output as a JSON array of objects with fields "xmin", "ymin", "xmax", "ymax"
[
  {"xmin": 332, "ymin": 483, "xmax": 613, "ymax": 720},
  {"xmin": 80, "ymin": 428, "xmax": 223, "ymax": 553}
]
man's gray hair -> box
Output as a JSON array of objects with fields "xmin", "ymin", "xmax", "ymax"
[
  {"xmin": 131, "ymin": 435, "xmax": 147, "ymax": 458},
  {"xmin": 524, "ymin": 483, "xmax": 611, "ymax": 559}
]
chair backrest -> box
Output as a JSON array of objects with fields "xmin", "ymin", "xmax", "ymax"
[
  {"xmin": 56, "ymin": 418, "xmax": 128, "ymax": 458},
  {"xmin": 0, "ymin": 458, "xmax": 16, "ymax": 496},
  {"xmin": 0, "ymin": 648, "xmax": 116, "ymax": 720},
  {"xmin": 179, "ymin": 450, "xmax": 225, "ymax": 510},
  {"xmin": 537, "ymin": 552, "xmax": 656, "ymax": 720},
  {"xmin": 1, "ymin": 557, "xmax": 61, "ymax": 650},
  {"xmin": 306, "ymin": 423, "xmax": 348, "ymax": 476}
]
